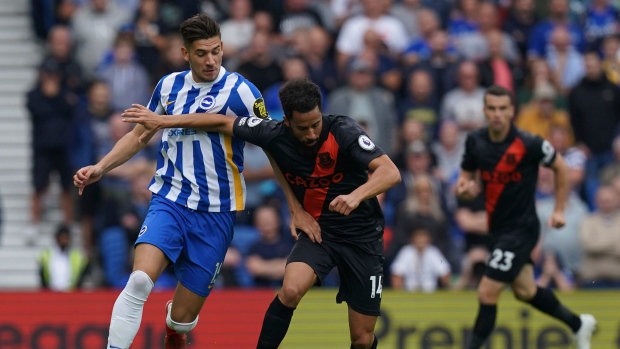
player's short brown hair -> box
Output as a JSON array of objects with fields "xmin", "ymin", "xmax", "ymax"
[
  {"xmin": 279, "ymin": 78, "xmax": 323, "ymax": 120},
  {"xmin": 484, "ymin": 85, "xmax": 514, "ymax": 106},
  {"xmin": 179, "ymin": 13, "xmax": 221, "ymax": 46}
]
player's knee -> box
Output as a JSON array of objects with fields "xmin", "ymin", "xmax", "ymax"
[
  {"xmin": 125, "ymin": 270, "xmax": 154, "ymax": 301},
  {"xmin": 279, "ymin": 284, "xmax": 304, "ymax": 308},
  {"xmin": 350, "ymin": 331, "xmax": 374, "ymax": 349},
  {"xmin": 513, "ymin": 285, "xmax": 535, "ymax": 302},
  {"xmin": 478, "ymin": 286, "xmax": 500, "ymax": 304}
]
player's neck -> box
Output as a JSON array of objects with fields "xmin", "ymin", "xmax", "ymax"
[{"xmin": 488, "ymin": 125, "xmax": 511, "ymax": 143}]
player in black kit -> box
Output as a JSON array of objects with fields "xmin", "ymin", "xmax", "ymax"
[
  {"xmin": 122, "ymin": 78, "xmax": 401, "ymax": 349},
  {"xmin": 456, "ymin": 85, "xmax": 596, "ymax": 349}
]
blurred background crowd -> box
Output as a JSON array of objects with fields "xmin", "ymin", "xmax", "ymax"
[{"xmin": 26, "ymin": 0, "xmax": 620, "ymax": 293}]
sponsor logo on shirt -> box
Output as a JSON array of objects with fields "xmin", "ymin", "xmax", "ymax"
[
  {"xmin": 481, "ymin": 170, "xmax": 523, "ymax": 184},
  {"xmin": 285, "ymin": 173, "xmax": 344, "ymax": 188},
  {"xmin": 252, "ymin": 97, "xmax": 269, "ymax": 119}
]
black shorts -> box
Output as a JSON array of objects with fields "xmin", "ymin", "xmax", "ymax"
[
  {"xmin": 484, "ymin": 231, "xmax": 539, "ymax": 283},
  {"xmin": 287, "ymin": 234, "xmax": 384, "ymax": 316},
  {"xmin": 32, "ymin": 149, "xmax": 72, "ymax": 192}
]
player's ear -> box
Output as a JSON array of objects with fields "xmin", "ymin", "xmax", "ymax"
[
  {"xmin": 181, "ymin": 46, "xmax": 189, "ymax": 63},
  {"xmin": 283, "ymin": 116, "xmax": 291, "ymax": 127}
]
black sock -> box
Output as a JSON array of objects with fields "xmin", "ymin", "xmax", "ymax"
[
  {"xmin": 256, "ymin": 296, "xmax": 295, "ymax": 349},
  {"xmin": 468, "ymin": 303, "xmax": 497, "ymax": 349},
  {"xmin": 370, "ymin": 335, "xmax": 378, "ymax": 349},
  {"xmin": 350, "ymin": 335, "xmax": 377, "ymax": 349},
  {"xmin": 527, "ymin": 287, "xmax": 582, "ymax": 332}
]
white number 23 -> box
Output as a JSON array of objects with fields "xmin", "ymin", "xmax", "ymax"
[{"xmin": 488, "ymin": 249, "xmax": 515, "ymax": 271}]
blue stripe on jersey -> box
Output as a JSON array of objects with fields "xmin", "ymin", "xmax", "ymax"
[
  {"xmin": 149, "ymin": 140, "xmax": 166, "ymax": 188},
  {"xmin": 208, "ymin": 133, "xmax": 231, "ymax": 211},
  {"xmin": 194, "ymin": 71, "xmax": 232, "ymax": 211},
  {"xmin": 235, "ymin": 73, "xmax": 262, "ymax": 99},
  {"xmin": 157, "ymin": 141, "xmax": 176, "ymax": 197},
  {"xmin": 148, "ymin": 78, "xmax": 164, "ymax": 111},
  {"xmin": 174, "ymin": 141, "xmax": 193, "ymax": 206},
  {"xmin": 166, "ymin": 71, "xmax": 189, "ymax": 115},
  {"xmin": 223, "ymin": 80, "xmax": 250, "ymax": 174},
  {"xmin": 193, "ymin": 140, "xmax": 211, "ymax": 211},
  {"xmin": 167, "ymin": 86, "xmax": 201, "ymax": 206}
]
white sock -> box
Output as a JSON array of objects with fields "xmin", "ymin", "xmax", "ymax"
[
  {"xmin": 166, "ymin": 303, "xmax": 199, "ymax": 334},
  {"xmin": 107, "ymin": 271, "xmax": 154, "ymax": 349}
]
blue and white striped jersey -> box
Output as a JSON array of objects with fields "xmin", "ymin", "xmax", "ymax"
[{"xmin": 147, "ymin": 67, "xmax": 267, "ymax": 212}]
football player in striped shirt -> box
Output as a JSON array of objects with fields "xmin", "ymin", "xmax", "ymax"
[
  {"xmin": 122, "ymin": 78, "xmax": 401, "ymax": 349},
  {"xmin": 73, "ymin": 13, "xmax": 306, "ymax": 349}
]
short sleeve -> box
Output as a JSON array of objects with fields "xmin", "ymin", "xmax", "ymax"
[
  {"xmin": 337, "ymin": 117, "xmax": 386, "ymax": 169},
  {"xmin": 461, "ymin": 134, "xmax": 477, "ymax": 171},
  {"xmin": 530, "ymin": 135, "xmax": 556, "ymax": 167},
  {"xmin": 234, "ymin": 76, "xmax": 270, "ymax": 119},
  {"xmin": 232, "ymin": 117, "xmax": 280, "ymax": 149},
  {"xmin": 147, "ymin": 77, "xmax": 165, "ymax": 114}
]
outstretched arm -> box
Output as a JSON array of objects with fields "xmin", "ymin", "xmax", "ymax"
[
  {"xmin": 548, "ymin": 153, "xmax": 568, "ymax": 228},
  {"xmin": 73, "ymin": 124, "xmax": 155, "ymax": 195},
  {"xmin": 266, "ymin": 152, "xmax": 322, "ymax": 243},
  {"xmin": 329, "ymin": 154, "xmax": 401, "ymax": 216},
  {"xmin": 122, "ymin": 104, "xmax": 236, "ymax": 142}
]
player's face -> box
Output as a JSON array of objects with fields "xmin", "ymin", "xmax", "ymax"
[
  {"xmin": 483, "ymin": 94, "xmax": 514, "ymax": 133},
  {"xmin": 182, "ymin": 37, "xmax": 224, "ymax": 83},
  {"xmin": 284, "ymin": 106, "xmax": 323, "ymax": 147}
]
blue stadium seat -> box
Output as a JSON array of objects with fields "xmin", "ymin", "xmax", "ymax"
[
  {"xmin": 231, "ymin": 225, "xmax": 261, "ymax": 288},
  {"xmin": 231, "ymin": 225, "xmax": 260, "ymax": 255}
]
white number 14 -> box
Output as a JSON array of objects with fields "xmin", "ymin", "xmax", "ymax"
[{"xmin": 370, "ymin": 275, "xmax": 383, "ymax": 299}]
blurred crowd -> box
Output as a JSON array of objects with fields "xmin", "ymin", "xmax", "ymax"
[{"xmin": 27, "ymin": 0, "xmax": 620, "ymax": 292}]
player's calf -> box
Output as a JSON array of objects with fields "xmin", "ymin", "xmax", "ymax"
[
  {"xmin": 107, "ymin": 270, "xmax": 154, "ymax": 349},
  {"xmin": 524, "ymin": 287, "xmax": 582, "ymax": 333}
]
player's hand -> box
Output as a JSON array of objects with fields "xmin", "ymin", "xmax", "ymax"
[
  {"xmin": 122, "ymin": 104, "xmax": 163, "ymax": 143},
  {"xmin": 547, "ymin": 210, "xmax": 566, "ymax": 229},
  {"xmin": 290, "ymin": 208, "xmax": 321, "ymax": 243},
  {"xmin": 329, "ymin": 194, "xmax": 360, "ymax": 216},
  {"xmin": 456, "ymin": 177, "xmax": 480, "ymax": 200},
  {"xmin": 73, "ymin": 165, "xmax": 104, "ymax": 196}
]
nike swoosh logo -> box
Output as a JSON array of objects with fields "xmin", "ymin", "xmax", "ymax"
[{"xmin": 166, "ymin": 100, "xmax": 176, "ymax": 105}]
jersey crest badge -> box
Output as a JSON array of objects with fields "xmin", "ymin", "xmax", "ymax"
[
  {"xmin": 199, "ymin": 95, "xmax": 216, "ymax": 111},
  {"xmin": 318, "ymin": 152, "xmax": 335, "ymax": 169},
  {"xmin": 248, "ymin": 117, "xmax": 263, "ymax": 127},
  {"xmin": 139, "ymin": 225, "xmax": 148, "ymax": 237},
  {"xmin": 252, "ymin": 97, "xmax": 269, "ymax": 119},
  {"xmin": 358, "ymin": 135, "xmax": 375, "ymax": 151}
]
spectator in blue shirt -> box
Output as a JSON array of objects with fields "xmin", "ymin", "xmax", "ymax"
[
  {"xmin": 527, "ymin": 0, "xmax": 587, "ymax": 60},
  {"xmin": 245, "ymin": 206, "xmax": 294, "ymax": 287},
  {"xmin": 447, "ymin": 0, "xmax": 479, "ymax": 38},
  {"xmin": 584, "ymin": 0, "xmax": 620, "ymax": 49},
  {"xmin": 403, "ymin": 9, "xmax": 458, "ymax": 68}
]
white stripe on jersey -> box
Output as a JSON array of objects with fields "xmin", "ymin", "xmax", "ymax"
[{"xmin": 146, "ymin": 67, "xmax": 261, "ymax": 212}]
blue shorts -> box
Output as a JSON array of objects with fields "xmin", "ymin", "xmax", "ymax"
[{"xmin": 135, "ymin": 194, "xmax": 236, "ymax": 297}]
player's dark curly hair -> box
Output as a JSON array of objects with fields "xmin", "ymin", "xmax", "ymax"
[
  {"xmin": 179, "ymin": 13, "xmax": 220, "ymax": 46},
  {"xmin": 484, "ymin": 85, "xmax": 514, "ymax": 106},
  {"xmin": 279, "ymin": 78, "xmax": 322, "ymax": 120}
]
